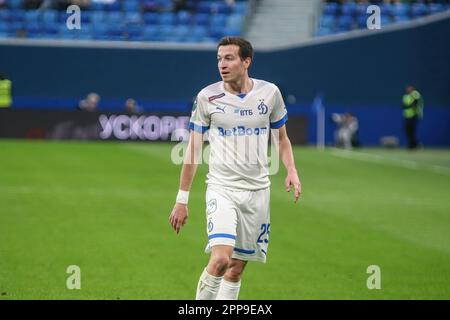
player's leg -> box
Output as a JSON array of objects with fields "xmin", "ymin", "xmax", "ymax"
[
  {"xmin": 196, "ymin": 185, "xmax": 238, "ymax": 300},
  {"xmin": 207, "ymin": 245, "xmax": 234, "ymax": 276},
  {"xmin": 216, "ymin": 258, "xmax": 247, "ymax": 300},
  {"xmin": 196, "ymin": 245, "xmax": 233, "ymax": 300}
]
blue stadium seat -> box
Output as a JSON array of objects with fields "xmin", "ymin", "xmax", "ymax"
[
  {"xmin": 190, "ymin": 25, "xmax": 207, "ymax": 40},
  {"xmin": 177, "ymin": 11, "xmax": 192, "ymax": 25},
  {"xmin": 209, "ymin": 25, "xmax": 224, "ymax": 40},
  {"xmin": 25, "ymin": 21, "xmax": 42, "ymax": 38},
  {"xmin": 393, "ymin": 15, "xmax": 410, "ymax": 23},
  {"xmin": 90, "ymin": 1, "xmax": 105, "ymax": 11},
  {"xmin": 158, "ymin": 12, "xmax": 175, "ymax": 25},
  {"xmin": 143, "ymin": 0, "xmax": 159, "ymax": 12},
  {"xmin": 143, "ymin": 13, "xmax": 158, "ymax": 25},
  {"xmin": 58, "ymin": 26, "xmax": 78, "ymax": 40},
  {"xmin": 59, "ymin": 24, "xmax": 93, "ymax": 40},
  {"xmin": 411, "ymin": 3, "xmax": 428, "ymax": 18},
  {"xmin": 380, "ymin": 15, "xmax": 392, "ymax": 27},
  {"xmin": 107, "ymin": 24, "xmax": 124, "ymax": 38},
  {"xmin": 341, "ymin": 1, "xmax": 357, "ymax": 17},
  {"xmin": 0, "ymin": 0, "xmax": 251, "ymax": 43},
  {"xmin": 158, "ymin": 25, "xmax": 174, "ymax": 41},
  {"xmin": 428, "ymin": 3, "xmax": 445, "ymax": 15},
  {"xmin": 233, "ymin": 2, "xmax": 248, "ymax": 15},
  {"xmin": 142, "ymin": 25, "xmax": 160, "ymax": 41},
  {"xmin": 0, "ymin": 10, "xmax": 10, "ymax": 22},
  {"xmin": 320, "ymin": 14, "xmax": 335, "ymax": 30},
  {"xmin": 7, "ymin": 21, "xmax": 23, "ymax": 36},
  {"xmin": 337, "ymin": 15, "xmax": 353, "ymax": 32},
  {"xmin": 227, "ymin": 13, "xmax": 244, "ymax": 29},
  {"xmin": 104, "ymin": 0, "xmax": 122, "ymax": 12},
  {"xmin": 323, "ymin": 2, "xmax": 338, "ymax": 16},
  {"xmin": 356, "ymin": 15, "xmax": 367, "ymax": 29},
  {"xmin": 107, "ymin": 12, "xmax": 123, "ymax": 25},
  {"xmin": 125, "ymin": 23, "xmax": 142, "ymax": 39},
  {"xmin": 392, "ymin": 3, "xmax": 410, "ymax": 17},
  {"xmin": 223, "ymin": 25, "xmax": 241, "ymax": 36},
  {"xmin": 210, "ymin": 13, "xmax": 227, "ymax": 28},
  {"xmin": 0, "ymin": 22, "xmax": 8, "ymax": 33},
  {"xmin": 171, "ymin": 25, "xmax": 190, "ymax": 41},
  {"xmin": 125, "ymin": 12, "xmax": 141, "ymax": 24},
  {"xmin": 44, "ymin": 23, "xmax": 59, "ymax": 36},
  {"xmin": 90, "ymin": 11, "xmax": 107, "ymax": 23},
  {"xmin": 355, "ymin": 3, "xmax": 368, "ymax": 17},
  {"xmin": 380, "ymin": 3, "xmax": 393, "ymax": 17},
  {"xmin": 155, "ymin": 0, "xmax": 173, "ymax": 11},
  {"xmin": 198, "ymin": 2, "xmax": 213, "ymax": 14},
  {"xmin": 316, "ymin": 27, "xmax": 332, "ymax": 37},
  {"xmin": 123, "ymin": 1, "xmax": 141, "ymax": 12},
  {"xmin": 193, "ymin": 13, "xmax": 210, "ymax": 26},
  {"xmin": 92, "ymin": 23, "xmax": 110, "ymax": 40},
  {"xmin": 42, "ymin": 10, "xmax": 58, "ymax": 24},
  {"xmin": 213, "ymin": 2, "xmax": 232, "ymax": 14},
  {"xmin": 24, "ymin": 11, "xmax": 40, "ymax": 23},
  {"xmin": 9, "ymin": 10, "xmax": 25, "ymax": 23}
]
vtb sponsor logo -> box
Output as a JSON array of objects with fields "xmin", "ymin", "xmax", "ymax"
[{"xmin": 234, "ymin": 108, "xmax": 253, "ymax": 116}]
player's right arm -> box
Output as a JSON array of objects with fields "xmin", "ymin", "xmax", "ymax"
[{"xmin": 169, "ymin": 130, "xmax": 204, "ymax": 234}]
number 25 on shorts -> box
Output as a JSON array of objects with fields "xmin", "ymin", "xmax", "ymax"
[{"xmin": 257, "ymin": 223, "xmax": 270, "ymax": 244}]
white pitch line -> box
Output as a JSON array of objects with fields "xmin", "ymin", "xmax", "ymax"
[{"xmin": 330, "ymin": 149, "xmax": 450, "ymax": 176}]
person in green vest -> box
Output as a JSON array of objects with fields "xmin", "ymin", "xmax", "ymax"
[
  {"xmin": 402, "ymin": 85, "xmax": 424, "ymax": 149},
  {"xmin": 0, "ymin": 73, "xmax": 12, "ymax": 108}
]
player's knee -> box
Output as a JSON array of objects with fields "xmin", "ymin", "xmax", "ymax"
[
  {"xmin": 226, "ymin": 265, "xmax": 244, "ymax": 282},
  {"xmin": 209, "ymin": 255, "xmax": 230, "ymax": 275}
]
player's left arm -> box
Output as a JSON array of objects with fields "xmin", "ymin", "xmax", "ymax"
[{"xmin": 277, "ymin": 125, "xmax": 302, "ymax": 203}]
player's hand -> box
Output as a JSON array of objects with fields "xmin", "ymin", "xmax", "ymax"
[
  {"xmin": 285, "ymin": 169, "xmax": 301, "ymax": 203},
  {"xmin": 169, "ymin": 203, "xmax": 188, "ymax": 234}
]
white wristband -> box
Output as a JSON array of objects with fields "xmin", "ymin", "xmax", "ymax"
[{"xmin": 176, "ymin": 190, "xmax": 189, "ymax": 205}]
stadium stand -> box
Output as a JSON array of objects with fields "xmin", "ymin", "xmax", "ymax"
[
  {"xmin": 316, "ymin": 0, "xmax": 450, "ymax": 36},
  {"xmin": 0, "ymin": 0, "xmax": 251, "ymax": 42}
]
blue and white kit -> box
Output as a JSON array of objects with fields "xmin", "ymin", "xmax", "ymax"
[{"xmin": 189, "ymin": 78, "xmax": 288, "ymax": 263}]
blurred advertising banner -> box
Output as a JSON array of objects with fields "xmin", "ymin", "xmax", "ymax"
[
  {"xmin": 0, "ymin": 110, "xmax": 190, "ymax": 141},
  {"xmin": 0, "ymin": 110, "xmax": 308, "ymax": 144}
]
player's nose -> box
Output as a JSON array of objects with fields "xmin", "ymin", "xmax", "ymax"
[{"xmin": 218, "ymin": 60, "xmax": 228, "ymax": 68}]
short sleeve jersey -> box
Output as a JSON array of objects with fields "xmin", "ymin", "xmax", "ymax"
[{"xmin": 189, "ymin": 78, "xmax": 288, "ymax": 190}]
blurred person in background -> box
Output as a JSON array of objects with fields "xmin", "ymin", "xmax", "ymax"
[
  {"xmin": 78, "ymin": 92, "xmax": 100, "ymax": 112},
  {"xmin": 402, "ymin": 85, "xmax": 424, "ymax": 149},
  {"xmin": 331, "ymin": 112, "xmax": 359, "ymax": 149},
  {"xmin": 124, "ymin": 98, "xmax": 143, "ymax": 114},
  {"xmin": 0, "ymin": 72, "xmax": 12, "ymax": 108}
]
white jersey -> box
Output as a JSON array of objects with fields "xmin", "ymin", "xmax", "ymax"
[{"xmin": 189, "ymin": 78, "xmax": 288, "ymax": 190}]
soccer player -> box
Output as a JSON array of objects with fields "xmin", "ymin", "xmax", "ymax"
[{"xmin": 169, "ymin": 36, "xmax": 301, "ymax": 300}]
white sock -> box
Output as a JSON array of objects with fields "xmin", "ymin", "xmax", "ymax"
[
  {"xmin": 216, "ymin": 279, "xmax": 241, "ymax": 300},
  {"xmin": 195, "ymin": 268, "xmax": 223, "ymax": 300}
]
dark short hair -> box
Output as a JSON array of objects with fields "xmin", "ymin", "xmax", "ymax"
[{"xmin": 217, "ymin": 36, "xmax": 254, "ymax": 62}]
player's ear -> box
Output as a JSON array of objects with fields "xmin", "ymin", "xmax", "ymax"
[{"xmin": 244, "ymin": 57, "xmax": 252, "ymax": 69}]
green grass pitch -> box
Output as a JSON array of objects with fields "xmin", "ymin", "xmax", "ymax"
[{"xmin": 0, "ymin": 139, "xmax": 449, "ymax": 299}]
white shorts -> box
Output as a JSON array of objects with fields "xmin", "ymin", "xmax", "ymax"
[{"xmin": 204, "ymin": 184, "xmax": 270, "ymax": 263}]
